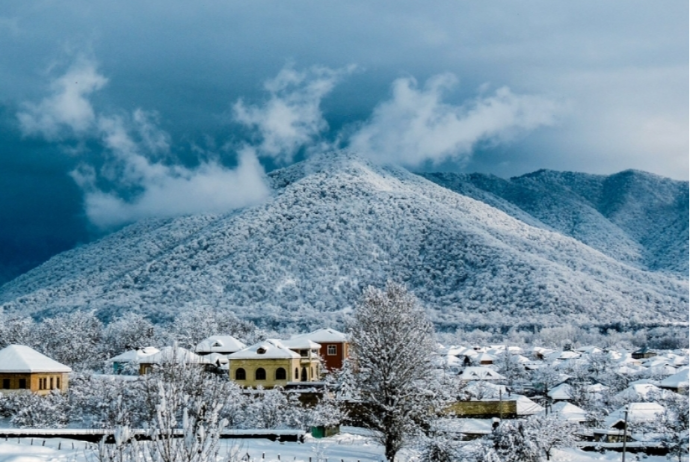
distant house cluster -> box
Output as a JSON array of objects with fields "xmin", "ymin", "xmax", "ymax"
[{"xmin": 107, "ymin": 327, "xmax": 349, "ymax": 389}]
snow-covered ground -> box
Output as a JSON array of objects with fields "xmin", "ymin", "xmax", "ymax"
[{"xmin": 0, "ymin": 432, "xmax": 676, "ymax": 462}]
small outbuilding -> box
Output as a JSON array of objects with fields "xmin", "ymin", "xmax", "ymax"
[
  {"xmin": 0, "ymin": 345, "xmax": 71, "ymax": 395},
  {"xmin": 631, "ymin": 347, "xmax": 657, "ymax": 360}
]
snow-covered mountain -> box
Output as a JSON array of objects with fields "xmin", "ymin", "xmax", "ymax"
[
  {"xmin": 422, "ymin": 169, "xmax": 689, "ymax": 275},
  {"xmin": 0, "ymin": 153, "xmax": 687, "ymax": 329}
]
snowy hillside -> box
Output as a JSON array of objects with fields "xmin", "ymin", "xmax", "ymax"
[
  {"xmin": 422, "ymin": 170, "xmax": 688, "ymax": 274},
  {"xmin": 0, "ymin": 153, "xmax": 687, "ymax": 329}
]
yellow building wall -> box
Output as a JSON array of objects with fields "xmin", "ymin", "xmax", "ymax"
[
  {"xmin": 229, "ymin": 357, "xmax": 321, "ymax": 388},
  {"xmin": 0, "ymin": 372, "xmax": 69, "ymax": 395}
]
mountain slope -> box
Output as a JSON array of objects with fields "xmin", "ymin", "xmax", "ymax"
[
  {"xmin": 422, "ymin": 169, "xmax": 688, "ymax": 275},
  {"xmin": 0, "ymin": 153, "xmax": 687, "ymax": 329}
]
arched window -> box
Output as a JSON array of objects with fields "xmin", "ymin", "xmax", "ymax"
[
  {"xmin": 276, "ymin": 368, "xmax": 287, "ymax": 380},
  {"xmin": 295, "ymin": 368, "xmax": 299, "ymax": 380},
  {"xmin": 301, "ymin": 367, "xmax": 308, "ymax": 382},
  {"xmin": 255, "ymin": 368, "xmax": 266, "ymax": 380},
  {"xmin": 235, "ymin": 368, "xmax": 246, "ymax": 380}
]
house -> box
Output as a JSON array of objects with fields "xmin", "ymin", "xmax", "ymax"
[
  {"xmin": 195, "ymin": 335, "xmax": 246, "ymax": 357},
  {"xmin": 659, "ymin": 367, "xmax": 689, "ymax": 393},
  {"xmin": 108, "ymin": 347, "xmax": 160, "ymax": 374},
  {"xmin": 594, "ymin": 403, "xmax": 665, "ymax": 443},
  {"xmin": 228, "ymin": 339, "xmax": 321, "ymax": 389},
  {"xmin": 458, "ymin": 367, "xmax": 506, "ymax": 381},
  {"xmin": 475, "ymin": 352, "xmax": 496, "ymax": 366},
  {"xmin": 0, "ymin": 345, "xmax": 71, "ymax": 395},
  {"xmin": 542, "ymin": 402, "xmax": 588, "ymax": 423},
  {"xmin": 547, "ymin": 383, "xmax": 573, "ymax": 401},
  {"xmin": 631, "ymin": 347, "xmax": 657, "ymax": 360},
  {"xmin": 138, "ymin": 346, "xmax": 205, "ymax": 375},
  {"xmin": 288, "ymin": 328, "xmax": 349, "ymax": 370}
]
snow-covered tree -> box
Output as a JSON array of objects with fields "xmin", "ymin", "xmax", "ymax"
[
  {"xmin": 102, "ymin": 313, "xmax": 156, "ymax": 358},
  {"xmin": 2, "ymin": 391, "xmax": 70, "ymax": 428},
  {"xmin": 495, "ymin": 349, "xmax": 527, "ymax": 389},
  {"xmin": 0, "ymin": 313, "xmax": 38, "ymax": 349},
  {"xmin": 36, "ymin": 310, "xmax": 104, "ymax": 371},
  {"xmin": 168, "ymin": 305, "xmax": 259, "ymax": 349},
  {"xmin": 348, "ymin": 282, "xmax": 437, "ymax": 462},
  {"xmin": 488, "ymin": 420, "xmax": 540, "ymax": 462},
  {"xmin": 633, "ymin": 392, "xmax": 689, "ymax": 462},
  {"xmin": 417, "ymin": 432, "xmax": 459, "ymax": 462},
  {"xmin": 525, "ymin": 414, "xmax": 579, "ymax": 461}
]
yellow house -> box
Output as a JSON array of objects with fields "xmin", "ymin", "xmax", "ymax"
[
  {"xmin": 0, "ymin": 345, "xmax": 71, "ymax": 395},
  {"xmin": 228, "ymin": 339, "xmax": 321, "ymax": 388}
]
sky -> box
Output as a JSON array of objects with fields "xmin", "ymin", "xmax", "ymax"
[{"xmin": 0, "ymin": 1, "xmax": 687, "ymax": 284}]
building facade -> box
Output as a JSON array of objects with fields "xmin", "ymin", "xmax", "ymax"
[
  {"xmin": 0, "ymin": 345, "xmax": 71, "ymax": 395},
  {"xmin": 228, "ymin": 339, "xmax": 321, "ymax": 388}
]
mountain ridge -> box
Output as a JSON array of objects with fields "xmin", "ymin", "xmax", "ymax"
[{"xmin": 1, "ymin": 153, "xmax": 687, "ymax": 329}]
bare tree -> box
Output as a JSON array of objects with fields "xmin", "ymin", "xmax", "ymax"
[{"xmin": 348, "ymin": 282, "xmax": 436, "ymax": 462}]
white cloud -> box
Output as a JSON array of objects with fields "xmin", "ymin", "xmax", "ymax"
[
  {"xmin": 18, "ymin": 59, "xmax": 271, "ymax": 229},
  {"xmin": 348, "ymin": 73, "xmax": 561, "ymax": 167},
  {"xmin": 77, "ymin": 146, "xmax": 270, "ymax": 229},
  {"xmin": 233, "ymin": 64, "xmax": 355, "ymax": 162},
  {"xmin": 17, "ymin": 59, "xmax": 107, "ymax": 139},
  {"xmin": 77, "ymin": 112, "xmax": 271, "ymax": 229}
]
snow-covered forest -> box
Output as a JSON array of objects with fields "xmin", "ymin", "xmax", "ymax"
[{"xmin": 0, "ymin": 155, "xmax": 687, "ymax": 330}]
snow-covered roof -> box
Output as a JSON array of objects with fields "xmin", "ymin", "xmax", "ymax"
[
  {"xmin": 280, "ymin": 338, "xmax": 321, "ymax": 350},
  {"xmin": 614, "ymin": 383, "xmax": 662, "ymax": 402},
  {"xmin": 476, "ymin": 352, "xmax": 496, "ymax": 363},
  {"xmin": 205, "ymin": 352, "xmax": 229, "ymax": 365},
  {"xmin": 228, "ymin": 339, "xmax": 300, "ymax": 360},
  {"xmin": 109, "ymin": 347, "xmax": 160, "ymax": 363},
  {"xmin": 543, "ymin": 402, "xmax": 588, "ymax": 422},
  {"xmin": 458, "ymin": 367, "xmax": 505, "ymax": 381},
  {"xmin": 516, "ymin": 396, "xmax": 544, "ymax": 415},
  {"xmin": 604, "ymin": 403, "xmax": 665, "ymax": 428},
  {"xmin": 0, "ymin": 345, "xmax": 72, "ymax": 373},
  {"xmin": 144, "ymin": 346, "xmax": 204, "ymax": 365},
  {"xmin": 659, "ymin": 367, "xmax": 689, "ymax": 389},
  {"xmin": 195, "ymin": 335, "xmax": 246, "ymax": 354},
  {"xmin": 548, "ymin": 383, "xmax": 573, "ymax": 400},
  {"xmin": 461, "ymin": 381, "xmax": 507, "ymax": 400},
  {"xmin": 290, "ymin": 328, "xmax": 348, "ymax": 343}
]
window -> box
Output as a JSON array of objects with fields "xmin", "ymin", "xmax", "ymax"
[
  {"xmin": 39, "ymin": 378, "xmax": 46, "ymax": 390},
  {"xmin": 50, "ymin": 377, "xmax": 54, "ymax": 389},
  {"xmin": 301, "ymin": 367, "xmax": 307, "ymax": 381},
  {"xmin": 300, "ymin": 349, "xmax": 308, "ymax": 357},
  {"xmin": 327, "ymin": 345, "xmax": 337, "ymax": 356},
  {"xmin": 1, "ymin": 379, "xmax": 9, "ymax": 389},
  {"xmin": 18, "ymin": 379, "xmax": 26, "ymax": 389},
  {"xmin": 255, "ymin": 368, "xmax": 266, "ymax": 380},
  {"xmin": 56, "ymin": 377, "xmax": 61, "ymax": 389},
  {"xmin": 235, "ymin": 368, "xmax": 246, "ymax": 380},
  {"xmin": 294, "ymin": 368, "xmax": 298, "ymax": 380},
  {"xmin": 257, "ymin": 348, "xmax": 266, "ymax": 355},
  {"xmin": 276, "ymin": 368, "xmax": 287, "ymax": 380}
]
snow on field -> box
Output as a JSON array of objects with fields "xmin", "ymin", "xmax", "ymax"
[
  {"xmin": 0, "ymin": 432, "xmax": 387, "ymax": 462},
  {"xmin": 0, "ymin": 433, "xmax": 677, "ymax": 462}
]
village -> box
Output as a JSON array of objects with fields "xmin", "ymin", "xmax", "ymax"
[{"xmin": 0, "ymin": 318, "xmax": 687, "ymax": 461}]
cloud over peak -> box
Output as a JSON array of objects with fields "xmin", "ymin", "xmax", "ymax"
[
  {"xmin": 348, "ymin": 74, "xmax": 561, "ymax": 167},
  {"xmin": 233, "ymin": 64, "xmax": 356, "ymax": 162}
]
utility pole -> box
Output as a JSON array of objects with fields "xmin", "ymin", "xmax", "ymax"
[{"xmin": 621, "ymin": 405, "xmax": 629, "ymax": 462}]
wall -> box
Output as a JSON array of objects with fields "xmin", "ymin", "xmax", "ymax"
[
  {"xmin": 229, "ymin": 357, "xmax": 322, "ymax": 389},
  {"xmin": 444, "ymin": 400, "xmax": 517, "ymax": 418},
  {"xmin": 0, "ymin": 372, "xmax": 69, "ymax": 395}
]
